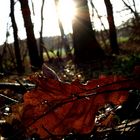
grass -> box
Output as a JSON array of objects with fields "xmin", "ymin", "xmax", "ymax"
[{"xmin": 117, "ymin": 37, "xmax": 129, "ymax": 44}]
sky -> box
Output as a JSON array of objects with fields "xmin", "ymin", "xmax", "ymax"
[{"xmin": 0, "ymin": 0, "xmax": 140, "ymax": 45}]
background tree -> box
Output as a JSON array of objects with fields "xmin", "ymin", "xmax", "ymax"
[
  {"xmin": 104, "ymin": 0, "xmax": 119, "ymax": 54},
  {"xmin": 19, "ymin": 0, "xmax": 42, "ymax": 70},
  {"xmin": 54, "ymin": 0, "xmax": 71, "ymax": 58},
  {"xmin": 40, "ymin": 0, "xmax": 45, "ymax": 64},
  {"xmin": 122, "ymin": 0, "xmax": 139, "ymax": 20},
  {"xmin": 121, "ymin": 0, "xmax": 140, "ymax": 41},
  {"xmin": 72, "ymin": 0, "xmax": 105, "ymax": 66},
  {"xmin": 10, "ymin": 0, "xmax": 24, "ymax": 73},
  {"xmin": 89, "ymin": 0, "xmax": 109, "ymax": 49}
]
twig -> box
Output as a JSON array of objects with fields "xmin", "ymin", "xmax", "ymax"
[{"xmin": 0, "ymin": 93, "xmax": 19, "ymax": 103}]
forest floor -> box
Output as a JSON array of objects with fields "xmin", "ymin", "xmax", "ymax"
[{"xmin": 0, "ymin": 41, "xmax": 140, "ymax": 140}]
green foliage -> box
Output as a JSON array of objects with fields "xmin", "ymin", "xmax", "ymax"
[
  {"xmin": 117, "ymin": 37, "xmax": 129, "ymax": 44},
  {"xmin": 111, "ymin": 54, "xmax": 140, "ymax": 76}
]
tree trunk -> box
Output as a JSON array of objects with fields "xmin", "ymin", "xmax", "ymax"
[
  {"xmin": 40, "ymin": 0, "xmax": 45, "ymax": 64},
  {"xmin": 10, "ymin": 0, "xmax": 24, "ymax": 73},
  {"xmin": 104, "ymin": 0, "xmax": 119, "ymax": 54},
  {"xmin": 19, "ymin": 0, "xmax": 41, "ymax": 70},
  {"xmin": 54, "ymin": 0, "xmax": 71, "ymax": 58},
  {"xmin": 72, "ymin": 0, "xmax": 105, "ymax": 66}
]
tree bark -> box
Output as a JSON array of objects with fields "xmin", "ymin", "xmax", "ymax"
[
  {"xmin": 10, "ymin": 0, "xmax": 24, "ymax": 73},
  {"xmin": 72, "ymin": 0, "xmax": 105, "ymax": 66},
  {"xmin": 104, "ymin": 0, "xmax": 119, "ymax": 54},
  {"xmin": 19, "ymin": 0, "xmax": 41, "ymax": 70}
]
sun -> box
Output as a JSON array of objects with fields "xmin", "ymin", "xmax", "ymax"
[{"xmin": 57, "ymin": 0, "xmax": 76, "ymax": 32}]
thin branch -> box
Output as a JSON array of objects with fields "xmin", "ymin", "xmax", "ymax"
[
  {"xmin": 39, "ymin": 0, "xmax": 46, "ymax": 63},
  {"xmin": 89, "ymin": 0, "xmax": 109, "ymax": 48},
  {"xmin": 89, "ymin": 0, "xmax": 108, "ymax": 34},
  {"xmin": 121, "ymin": 0, "xmax": 139, "ymax": 20},
  {"xmin": 30, "ymin": 0, "xmax": 35, "ymax": 16}
]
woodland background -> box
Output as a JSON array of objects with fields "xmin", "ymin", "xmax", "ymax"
[{"xmin": 0, "ymin": 0, "xmax": 140, "ymax": 140}]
